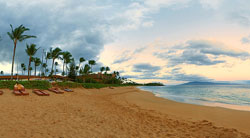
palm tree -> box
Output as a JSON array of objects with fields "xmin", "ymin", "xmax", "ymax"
[
  {"xmin": 23, "ymin": 67, "xmax": 27, "ymax": 75},
  {"xmin": 21, "ymin": 63, "xmax": 26, "ymax": 75},
  {"xmin": 61, "ymin": 51, "xmax": 72, "ymax": 76},
  {"xmin": 88, "ymin": 60, "xmax": 96, "ymax": 73},
  {"xmin": 34, "ymin": 57, "xmax": 41, "ymax": 76},
  {"xmin": 29, "ymin": 67, "xmax": 33, "ymax": 76},
  {"xmin": 44, "ymin": 50, "xmax": 51, "ymax": 75},
  {"xmin": 100, "ymin": 67, "xmax": 105, "ymax": 74},
  {"xmin": 65, "ymin": 57, "xmax": 73, "ymax": 76},
  {"xmin": 50, "ymin": 47, "xmax": 62, "ymax": 75},
  {"xmin": 7, "ymin": 24, "xmax": 36, "ymax": 80},
  {"xmin": 25, "ymin": 44, "xmax": 39, "ymax": 80},
  {"xmin": 78, "ymin": 57, "xmax": 85, "ymax": 74},
  {"xmin": 54, "ymin": 62, "xmax": 58, "ymax": 75},
  {"xmin": 42, "ymin": 63, "xmax": 47, "ymax": 76},
  {"xmin": 105, "ymin": 66, "xmax": 110, "ymax": 74},
  {"xmin": 83, "ymin": 64, "xmax": 91, "ymax": 75}
]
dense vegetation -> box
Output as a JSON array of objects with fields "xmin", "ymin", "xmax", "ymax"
[{"xmin": 144, "ymin": 83, "xmax": 164, "ymax": 86}]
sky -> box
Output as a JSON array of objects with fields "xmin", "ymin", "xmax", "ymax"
[{"xmin": 0, "ymin": 0, "xmax": 250, "ymax": 84}]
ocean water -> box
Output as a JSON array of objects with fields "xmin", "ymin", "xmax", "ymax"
[{"xmin": 138, "ymin": 85, "xmax": 250, "ymax": 111}]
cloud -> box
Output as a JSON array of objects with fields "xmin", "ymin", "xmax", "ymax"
[
  {"xmin": 113, "ymin": 47, "xmax": 147, "ymax": 64},
  {"xmin": 154, "ymin": 40, "xmax": 250, "ymax": 67},
  {"xmin": 164, "ymin": 67, "xmax": 213, "ymax": 82},
  {"xmin": 0, "ymin": 0, "xmax": 164, "ymax": 73},
  {"xmin": 241, "ymin": 35, "xmax": 250, "ymax": 44},
  {"xmin": 133, "ymin": 63, "xmax": 161, "ymax": 72},
  {"xmin": 124, "ymin": 66, "xmax": 212, "ymax": 82}
]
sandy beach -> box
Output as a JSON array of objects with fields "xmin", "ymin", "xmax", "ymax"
[{"xmin": 0, "ymin": 87, "xmax": 249, "ymax": 138}]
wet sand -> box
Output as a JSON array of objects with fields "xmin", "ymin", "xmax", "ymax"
[{"xmin": 0, "ymin": 87, "xmax": 249, "ymax": 138}]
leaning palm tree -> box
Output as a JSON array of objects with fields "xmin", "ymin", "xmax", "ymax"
[
  {"xmin": 7, "ymin": 24, "xmax": 36, "ymax": 80},
  {"xmin": 25, "ymin": 44, "xmax": 39, "ymax": 80},
  {"xmin": 88, "ymin": 60, "xmax": 96, "ymax": 73},
  {"xmin": 50, "ymin": 47, "xmax": 62, "ymax": 75},
  {"xmin": 61, "ymin": 51, "xmax": 72, "ymax": 76},
  {"xmin": 34, "ymin": 57, "xmax": 41, "ymax": 76}
]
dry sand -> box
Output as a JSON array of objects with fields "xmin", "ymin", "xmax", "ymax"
[{"xmin": 0, "ymin": 87, "xmax": 249, "ymax": 138}]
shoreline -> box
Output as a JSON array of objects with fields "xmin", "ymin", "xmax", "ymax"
[
  {"xmin": 138, "ymin": 86, "xmax": 250, "ymax": 112},
  {"xmin": 0, "ymin": 87, "xmax": 249, "ymax": 137},
  {"xmin": 132, "ymin": 87, "xmax": 250, "ymax": 135}
]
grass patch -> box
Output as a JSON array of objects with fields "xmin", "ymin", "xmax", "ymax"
[
  {"xmin": 57, "ymin": 82, "xmax": 131, "ymax": 89},
  {"xmin": 0, "ymin": 81, "xmax": 51, "ymax": 90}
]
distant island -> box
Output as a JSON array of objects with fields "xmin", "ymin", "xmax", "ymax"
[{"xmin": 181, "ymin": 81, "xmax": 238, "ymax": 85}]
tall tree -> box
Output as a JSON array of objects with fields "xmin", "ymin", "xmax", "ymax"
[
  {"xmin": 23, "ymin": 67, "xmax": 27, "ymax": 75},
  {"xmin": 54, "ymin": 62, "xmax": 58, "ymax": 75},
  {"xmin": 61, "ymin": 51, "xmax": 72, "ymax": 76},
  {"xmin": 88, "ymin": 60, "xmax": 96, "ymax": 73},
  {"xmin": 21, "ymin": 63, "xmax": 26, "ymax": 75},
  {"xmin": 42, "ymin": 63, "xmax": 47, "ymax": 76},
  {"xmin": 78, "ymin": 57, "xmax": 85, "ymax": 75},
  {"xmin": 25, "ymin": 44, "xmax": 39, "ymax": 80},
  {"xmin": 34, "ymin": 57, "xmax": 41, "ymax": 76},
  {"xmin": 50, "ymin": 47, "xmax": 62, "ymax": 76},
  {"xmin": 100, "ymin": 67, "xmax": 105, "ymax": 74},
  {"xmin": 83, "ymin": 64, "xmax": 91, "ymax": 75},
  {"xmin": 105, "ymin": 66, "xmax": 110, "ymax": 74},
  {"xmin": 7, "ymin": 24, "xmax": 36, "ymax": 80},
  {"xmin": 45, "ymin": 50, "xmax": 51, "ymax": 75},
  {"xmin": 68, "ymin": 61, "xmax": 77, "ymax": 81}
]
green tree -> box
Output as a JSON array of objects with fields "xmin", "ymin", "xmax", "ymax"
[
  {"xmin": 78, "ymin": 57, "xmax": 85, "ymax": 74},
  {"xmin": 42, "ymin": 63, "xmax": 47, "ymax": 76},
  {"xmin": 25, "ymin": 44, "xmax": 39, "ymax": 80},
  {"xmin": 105, "ymin": 66, "xmax": 110, "ymax": 74},
  {"xmin": 100, "ymin": 67, "xmax": 105, "ymax": 74},
  {"xmin": 88, "ymin": 60, "xmax": 96, "ymax": 73},
  {"xmin": 21, "ymin": 63, "xmax": 26, "ymax": 75},
  {"xmin": 55, "ymin": 62, "xmax": 58, "ymax": 75},
  {"xmin": 29, "ymin": 67, "xmax": 33, "ymax": 76},
  {"xmin": 34, "ymin": 57, "xmax": 41, "ymax": 76},
  {"xmin": 50, "ymin": 47, "xmax": 62, "ymax": 75},
  {"xmin": 0, "ymin": 71, "xmax": 4, "ymax": 75},
  {"xmin": 83, "ymin": 64, "xmax": 91, "ymax": 75},
  {"xmin": 7, "ymin": 24, "xmax": 36, "ymax": 80},
  {"xmin": 61, "ymin": 51, "xmax": 72, "ymax": 76},
  {"xmin": 68, "ymin": 61, "xmax": 77, "ymax": 81}
]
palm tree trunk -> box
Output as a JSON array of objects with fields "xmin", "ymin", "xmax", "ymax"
[
  {"xmin": 51, "ymin": 58, "xmax": 55, "ymax": 76},
  {"xmin": 28, "ymin": 57, "xmax": 31, "ymax": 81},
  {"xmin": 11, "ymin": 40, "xmax": 17, "ymax": 80},
  {"xmin": 63, "ymin": 60, "xmax": 65, "ymax": 76},
  {"xmin": 34, "ymin": 66, "xmax": 36, "ymax": 76},
  {"xmin": 45, "ymin": 58, "xmax": 48, "ymax": 76}
]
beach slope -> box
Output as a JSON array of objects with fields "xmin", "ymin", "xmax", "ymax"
[{"xmin": 0, "ymin": 87, "xmax": 249, "ymax": 138}]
